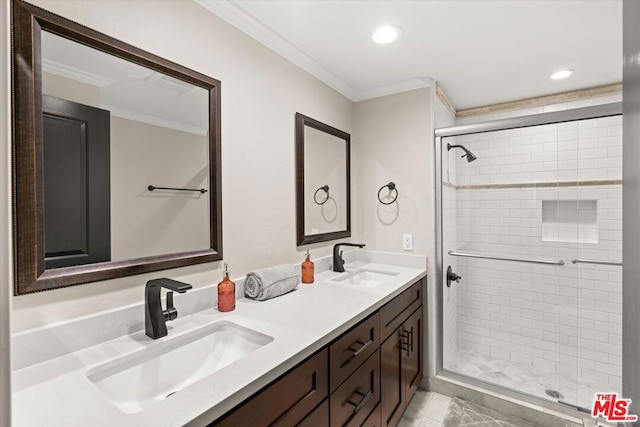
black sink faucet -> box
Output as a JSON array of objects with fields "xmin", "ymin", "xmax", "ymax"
[
  {"xmin": 333, "ymin": 243, "xmax": 366, "ymax": 272},
  {"xmin": 145, "ymin": 278, "xmax": 192, "ymax": 339}
]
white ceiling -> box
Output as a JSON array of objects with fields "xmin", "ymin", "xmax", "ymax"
[{"xmin": 197, "ymin": 0, "xmax": 622, "ymax": 110}]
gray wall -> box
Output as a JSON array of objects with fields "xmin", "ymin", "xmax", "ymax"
[{"xmin": 623, "ymin": 0, "xmax": 640, "ymax": 417}]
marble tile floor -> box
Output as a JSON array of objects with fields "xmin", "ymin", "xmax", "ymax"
[
  {"xmin": 399, "ymin": 391, "xmax": 453, "ymax": 427},
  {"xmin": 445, "ymin": 348, "xmax": 615, "ymax": 411},
  {"xmin": 398, "ymin": 392, "xmax": 547, "ymax": 427},
  {"xmin": 398, "ymin": 391, "xmax": 618, "ymax": 427}
]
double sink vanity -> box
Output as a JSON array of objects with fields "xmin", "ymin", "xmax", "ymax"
[
  {"xmin": 9, "ymin": 3, "xmax": 426, "ymax": 426},
  {"xmin": 12, "ymin": 251, "xmax": 426, "ymax": 426}
]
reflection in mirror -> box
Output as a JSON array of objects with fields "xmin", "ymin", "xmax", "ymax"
[
  {"xmin": 41, "ymin": 31, "xmax": 210, "ymax": 265},
  {"xmin": 304, "ymin": 126, "xmax": 347, "ymax": 234},
  {"xmin": 12, "ymin": 0, "xmax": 222, "ymax": 294},
  {"xmin": 296, "ymin": 113, "xmax": 350, "ymax": 245}
]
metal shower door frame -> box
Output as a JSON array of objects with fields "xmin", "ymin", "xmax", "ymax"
[{"xmin": 433, "ymin": 102, "xmax": 622, "ymax": 415}]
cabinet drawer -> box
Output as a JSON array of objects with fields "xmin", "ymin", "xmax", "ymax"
[
  {"xmin": 330, "ymin": 312, "xmax": 380, "ymax": 391},
  {"xmin": 362, "ymin": 403, "xmax": 381, "ymax": 427},
  {"xmin": 379, "ymin": 279, "xmax": 423, "ymax": 340},
  {"xmin": 214, "ymin": 349, "xmax": 328, "ymax": 427},
  {"xmin": 330, "ymin": 350, "xmax": 381, "ymax": 427},
  {"xmin": 298, "ymin": 399, "xmax": 329, "ymax": 427}
]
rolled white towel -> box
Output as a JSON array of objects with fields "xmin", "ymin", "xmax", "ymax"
[{"xmin": 244, "ymin": 264, "xmax": 299, "ymax": 301}]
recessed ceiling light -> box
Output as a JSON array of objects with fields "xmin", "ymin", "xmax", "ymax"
[
  {"xmin": 372, "ymin": 25, "xmax": 402, "ymax": 44},
  {"xmin": 550, "ymin": 69, "xmax": 574, "ymax": 80}
]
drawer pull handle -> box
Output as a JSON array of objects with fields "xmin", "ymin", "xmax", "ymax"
[
  {"xmin": 399, "ymin": 330, "xmax": 411, "ymax": 356},
  {"xmin": 348, "ymin": 389, "xmax": 374, "ymax": 413},
  {"xmin": 399, "ymin": 341, "xmax": 410, "ymax": 356},
  {"xmin": 349, "ymin": 339, "xmax": 373, "ymax": 357}
]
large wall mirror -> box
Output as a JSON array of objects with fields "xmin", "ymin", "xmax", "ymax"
[
  {"xmin": 295, "ymin": 113, "xmax": 351, "ymax": 245},
  {"xmin": 12, "ymin": 0, "xmax": 222, "ymax": 294}
]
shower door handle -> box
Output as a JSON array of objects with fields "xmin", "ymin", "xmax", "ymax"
[{"xmin": 446, "ymin": 266, "xmax": 461, "ymax": 287}]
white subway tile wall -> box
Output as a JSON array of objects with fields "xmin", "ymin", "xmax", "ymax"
[
  {"xmin": 453, "ymin": 117, "xmax": 622, "ymax": 187},
  {"xmin": 442, "ymin": 113, "xmax": 622, "ymax": 403}
]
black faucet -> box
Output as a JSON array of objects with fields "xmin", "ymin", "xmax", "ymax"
[
  {"xmin": 145, "ymin": 278, "xmax": 192, "ymax": 339},
  {"xmin": 333, "ymin": 243, "xmax": 366, "ymax": 272}
]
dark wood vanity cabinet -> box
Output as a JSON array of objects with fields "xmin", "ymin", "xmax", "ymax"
[
  {"xmin": 211, "ymin": 278, "xmax": 424, "ymax": 427},
  {"xmin": 380, "ymin": 308, "xmax": 423, "ymax": 427},
  {"xmin": 299, "ymin": 400, "xmax": 330, "ymax": 426},
  {"xmin": 329, "ymin": 312, "xmax": 380, "ymax": 392},
  {"xmin": 403, "ymin": 308, "xmax": 423, "ymax": 400},
  {"xmin": 379, "ymin": 279, "xmax": 424, "ymax": 427},
  {"xmin": 330, "ymin": 350, "xmax": 381, "ymax": 426},
  {"xmin": 212, "ymin": 349, "xmax": 329, "ymax": 427}
]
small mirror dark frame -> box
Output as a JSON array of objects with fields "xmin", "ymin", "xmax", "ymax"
[
  {"xmin": 295, "ymin": 113, "xmax": 351, "ymax": 246},
  {"xmin": 11, "ymin": 0, "xmax": 222, "ymax": 295}
]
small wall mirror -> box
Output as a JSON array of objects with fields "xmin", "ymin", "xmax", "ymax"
[
  {"xmin": 295, "ymin": 113, "xmax": 351, "ymax": 245},
  {"xmin": 12, "ymin": 0, "xmax": 222, "ymax": 294}
]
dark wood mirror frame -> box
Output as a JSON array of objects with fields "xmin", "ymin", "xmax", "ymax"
[
  {"xmin": 11, "ymin": 0, "xmax": 222, "ymax": 295},
  {"xmin": 295, "ymin": 113, "xmax": 351, "ymax": 246}
]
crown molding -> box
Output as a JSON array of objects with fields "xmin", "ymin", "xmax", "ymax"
[
  {"xmin": 195, "ymin": 0, "xmax": 435, "ymax": 102},
  {"xmin": 354, "ymin": 78, "xmax": 432, "ymax": 102},
  {"xmin": 195, "ymin": 0, "xmax": 357, "ymax": 100},
  {"xmin": 42, "ymin": 59, "xmax": 114, "ymax": 87},
  {"xmin": 103, "ymin": 105, "xmax": 208, "ymax": 136}
]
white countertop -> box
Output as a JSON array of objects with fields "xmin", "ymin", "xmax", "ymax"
[{"xmin": 12, "ymin": 254, "xmax": 426, "ymax": 427}]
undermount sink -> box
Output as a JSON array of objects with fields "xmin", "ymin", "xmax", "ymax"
[
  {"xmin": 332, "ymin": 268, "xmax": 399, "ymax": 288},
  {"xmin": 86, "ymin": 321, "xmax": 273, "ymax": 414}
]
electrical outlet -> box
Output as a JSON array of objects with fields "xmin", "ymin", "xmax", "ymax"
[{"xmin": 402, "ymin": 234, "xmax": 413, "ymax": 251}]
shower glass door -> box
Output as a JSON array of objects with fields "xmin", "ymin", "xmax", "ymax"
[{"xmin": 439, "ymin": 111, "xmax": 622, "ymax": 412}]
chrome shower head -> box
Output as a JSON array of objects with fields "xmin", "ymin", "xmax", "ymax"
[{"xmin": 447, "ymin": 143, "xmax": 477, "ymax": 163}]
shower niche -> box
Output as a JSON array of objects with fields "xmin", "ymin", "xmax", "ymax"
[{"xmin": 542, "ymin": 200, "xmax": 598, "ymax": 244}]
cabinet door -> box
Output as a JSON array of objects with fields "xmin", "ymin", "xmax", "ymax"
[
  {"xmin": 361, "ymin": 403, "xmax": 381, "ymax": 427},
  {"xmin": 403, "ymin": 308, "xmax": 423, "ymax": 401},
  {"xmin": 379, "ymin": 280, "xmax": 423, "ymax": 341},
  {"xmin": 380, "ymin": 330, "xmax": 405, "ymax": 427},
  {"xmin": 213, "ymin": 349, "xmax": 328, "ymax": 427},
  {"xmin": 297, "ymin": 399, "xmax": 329, "ymax": 427}
]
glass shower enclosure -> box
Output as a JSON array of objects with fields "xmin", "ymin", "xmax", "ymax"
[{"xmin": 435, "ymin": 103, "xmax": 623, "ymax": 414}]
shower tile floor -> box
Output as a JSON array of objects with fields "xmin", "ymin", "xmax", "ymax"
[{"xmin": 445, "ymin": 348, "xmax": 614, "ymax": 411}]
